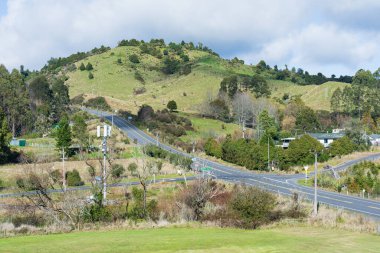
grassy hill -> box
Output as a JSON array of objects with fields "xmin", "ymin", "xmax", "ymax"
[
  {"xmin": 66, "ymin": 45, "xmax": 349, "ymax": 113},
  {"xmin": 0, "ymin": 226, "xmax": 378, "ymax": 252}
]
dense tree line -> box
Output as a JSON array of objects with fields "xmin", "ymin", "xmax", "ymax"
[
  {"xmin": 0, "ymin": 65, "xmax": 70, "ymax": 137},
  {"xmin": 255, "ymin": 60, "xmax": 352, "ymax": 85},
  {"xmin": 41, "ymin": 45, "xmax": 110, "ymax": 73}
]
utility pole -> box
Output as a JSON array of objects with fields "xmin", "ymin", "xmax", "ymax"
[
  {"xmin": 313, "ymin": 152, "xmax": 318, "ymax": 216},
  {"xmin": 267, "ymin": 136, "xmax": 270, "ymax": 171},
  {"xmin": 155, "ymin": 132, "xmax": 159, "ymax": 146},
  {"xmin": 97, "ymin": 124, "xmax": 111, "ymax": 201},
  {"xmin": 61, "ymin": 148, "xmax": 66, "ymax": 192}
]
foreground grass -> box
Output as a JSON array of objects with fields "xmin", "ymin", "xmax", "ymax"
[{"xmin": 0, "ymin": 226, "xmax": 379, "ymax": 253}]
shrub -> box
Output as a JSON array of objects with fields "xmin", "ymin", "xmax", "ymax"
[
  {"xmin": 129, "ymin": 54, "xmax": 140, "ymax": 64},
  {"xmin": 229, "ymin": 186, "xmax": 276, "ymax": 228},
  {"xmin": 167, "ymin": 100, "xmax": 177, "ymax": 112},
  {"xmin": 111, "ymin": 164, "xmax": 125, "ymax": 179},
  {"xmin": 79, "ymin": 63, "xmax": 85, "ymax": 71},
  {"xmin": 66, "ymin": 169, "xmax": 84, "ymax": 186},
  {"xmin": 88, "ymin": 72, "xmax": 94, "ymax": 79},
  {"xmin": 84, "ymin": 96, "xmax": 111, "ymax": 111},
  {"xmin": 86, "ymin": 62, "xmax": 93, "ymax": 71},
  {"xmin": 133, "ymin": 86, "xmax": 146, "ymax": 95},
  {"xmin": 70, "ymin": 94, "xmax": 85, "ymax": 105},
  {"xmin": 134, "ymin": 71, "xmax": 145, "ymax": 84},
  {"xmin": 329, "ymin": 136, "xmax": 355, "ymax": 157},
  {"xmin": 117, "ymin": 58, "xmax": 122, "ymax": 64},
  {"xmin": 204, "ymin": 138, "xmax": 222, "ymax": 158},
  {"xmin": 162, "ymin": 57, "xmax": 180, "ymax": 74}
]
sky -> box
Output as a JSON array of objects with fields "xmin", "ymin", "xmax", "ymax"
[{"xmin": 0, "ymin": 0, "xmax": 380, "ymax": 76}]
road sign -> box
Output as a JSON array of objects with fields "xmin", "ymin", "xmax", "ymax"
[{"xmin": 200, "ymin": 167, "xmax": 212, "ymax": 172}]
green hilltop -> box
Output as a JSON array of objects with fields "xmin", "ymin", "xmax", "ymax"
[{"xmin": 65, "ymin": 41, "xmax": 349, "ymax": 113}]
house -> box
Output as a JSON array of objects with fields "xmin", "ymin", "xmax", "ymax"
[
  {"xmin": 368, "ymin": 134, "xmax": 380, "ymax": 146},
  {"xmin": 281, "ymin": 137, "xmax": 296, "ymax": 149},
  {"xmin": 280, "ymin": 133, "xmax": 344, "ymax": 149},
  {"xmin": 309, "ymin": 133, "xmax": 345, "ymax": 148}
]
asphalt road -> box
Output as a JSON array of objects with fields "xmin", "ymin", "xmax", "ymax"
[{"xmin": 84, "ymin": 108, "xmax": 380, "ymax": 219}]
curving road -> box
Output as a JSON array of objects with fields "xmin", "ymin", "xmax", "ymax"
[{"xmin": 84, "ymin": 108, "xmax": 380, "ymax": 219}]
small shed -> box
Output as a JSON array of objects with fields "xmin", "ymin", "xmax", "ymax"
[{"xmin": 9, "ymin": 138, "xmax": 26, "ymax": 147}]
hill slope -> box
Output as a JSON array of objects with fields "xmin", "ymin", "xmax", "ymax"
[{"xmin": 66, "ymin": 45, "xmax": 349, "ymax": 113}]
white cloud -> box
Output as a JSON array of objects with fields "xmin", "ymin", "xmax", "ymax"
[{"xmin": 0, "ymin": 0, "xmax": 379, "ymax": 75}]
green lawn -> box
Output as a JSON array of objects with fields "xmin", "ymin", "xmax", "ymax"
[{"xmin": 0, "ymin": 226, "xmax": 378, "ymax": 253}]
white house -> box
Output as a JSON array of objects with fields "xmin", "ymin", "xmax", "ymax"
[
  {"xmin": 281, "ymin": 133, "xmax": 344, "ymax": 149},
  {"xmin": 368, "ymin": 134, "xmax": 380, "ymax": 146},
  {"xmin": 309, "ymin": 133, "xmax": 345, "ymax": 148}
]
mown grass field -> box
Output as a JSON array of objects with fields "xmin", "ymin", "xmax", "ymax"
[
  {"xmin": 67, "ymin": 46, "xmax": 348, "ymax": 113},
  {"xmin": 0, "ymin": 226, "xmax": 378, "ymax": 253}
]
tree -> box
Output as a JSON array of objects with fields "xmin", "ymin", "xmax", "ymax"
[
  {"xmin": 220, "ymin": 75, "xmax": 238, "ymax": 97},
  {"xmin": 128, "ymin": 153, "xmax": 159, "ymax": 218},
  {"xmin": 258, "ymin": 110, "xmax": 277, "ymax": 138},
  {"xmin": 287, "ymin": 134, "xmax": 324, "ymax": 165},
  {"xmin": 331, "ymin": 88, "xmax": 342, "ymax": 112},
  {"xmin": 295, "ymin": 106, "xmax": 320, "ymax": 131},
  {"xmin": 329, "ymin": 136, "xmax": 355, "ymax": 158},
  {"xmin": 1, "ymin": 69, "xmax": 31, "ymax": 137},
  {"xmin": 167, "ymin": 100, "xmax": 178, "ymax": 112},
  {"xmin": 79, "ymin": 63, "xmax": 85, "ymax": 71},
  {"xmin": 128, "ymin": 54, "xmax": 140, "ymax": 64},
  {"xmin": 51, "ymin": 79, "xmax": 70, "ymax": 120},
  {"xmin": 72, "ymin": 113, "xmax": 89, "ymax": 156},
  {"xmin": 249, "ymin": 75, "xmax": 270, "ymax": 98},
  {"xmin": 0, "ymin": 111, "xmax": 11, "ymax": 164},
  {"xmin": 55, "ymin": 116, "xmax": 72, "ymax": 154},
  {"xmin": 162, "ymin": 57, "xmax": 180, "ymax": 74},
  {"xmin": 232, "ymin": 93, "xmax": 253, "ymax": 137},
  {"xmin": 86, "ymin": 62, "xmax": 93, "ymax": 71}
]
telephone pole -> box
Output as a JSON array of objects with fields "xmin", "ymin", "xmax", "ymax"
[
  {"xmin": 267, "ymin": 136, "xmax": 270, "ymax": 171},
  {"xmin": 61, "ymin": 148, "xmax": 66, "ymax": 192},
  {"xmin": 97, "ymin": 124, "xmax": 111, "ymax": 201},
  {"xmin": 313, "ymin": 152, "xmax": 318, "ymax": 216}
]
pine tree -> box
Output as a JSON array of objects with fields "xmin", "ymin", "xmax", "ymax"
[
  {"xmin": 55, "ymin": 116, "xmax": 72, "ymax": 153},
  {"xmin": 79, "ymin": 63, "xmax": 85, "ymax": 71}
]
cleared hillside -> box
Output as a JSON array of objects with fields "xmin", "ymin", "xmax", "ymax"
[{"xmin": 66, "ymin": 45, "xmax": 349, "ymax": 113}]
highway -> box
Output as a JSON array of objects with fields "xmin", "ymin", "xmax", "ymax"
[{"xmin": 88, "ymin": 109, "xmax": 380, "ymax": 219}]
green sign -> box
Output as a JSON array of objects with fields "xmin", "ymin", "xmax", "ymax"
[{"xmin": 201, "ymin": 167, "xmax": 212, "ymax": 172}]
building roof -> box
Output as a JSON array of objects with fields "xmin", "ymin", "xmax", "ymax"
[
  {"xmin": 368, "ymin": 134, "xmax": 380, "ymax": 139},
  {"xmin": 308, "ymin": 133, "xmax": 345, "ymax": 140}
]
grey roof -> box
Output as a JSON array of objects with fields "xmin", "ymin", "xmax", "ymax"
[
  {"xmin": 308, "ymin": 133, "xmax": 345, "ymax": 140},
  {"xmin": 369, "ymin": 134, "xmax": 380, "ymax": 139}
]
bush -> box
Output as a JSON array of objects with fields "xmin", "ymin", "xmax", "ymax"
[
  {"xmin": 229, "ymin": 186, "xmax": 276, "ymax": 228},
  {"xmin": 84, "ymin": 96, "xmax": 111, "ymax": 111},
  {"xmin": 204, "ymin": 138, "xmax": 222, "ymax": 158},
  {"xmin": 86, "ymin": 62, "xmax": 93, "ymax": 71},
  {"xmin": 111, "ymin": 164, "xmax": 125, "ymax": 179},
  {"xmin": 71, "ymin": 93, "xmax": 85, "ymax": 105},
  {"xmin": 129, "ymin": 54, "xmax": 140, "ymax": 64},
  {"xmin": 162, "ymin": 57, "xmax": 180, "ymax": 74},
  {"xmin": 117, "ymin": 58, "xmax": 122, "ymax": 64},
  {"xmin": 133, "ymin": 86, "xmax": 146, "ymax": 95},
  {"xmin": 88, "ymin": 72, "xmax": 94, "ymax": 79},
  {"xmin": 167, "ymin": 100, "xmax": 177, "ymax": 112},
  {"xmin": 79, "ymin": 63, "xmax": 85, "ymax": 71},
  {"xmin": 329, "ymin": 136, "xmax": 355, "ymax": 157},
  {"xmin": 66, "ymin": 169, "xmax": 84, "ymax": 186},
  {"xmin": 134, "ymin": 71, "xmax": 145, "ymax": 84}
]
